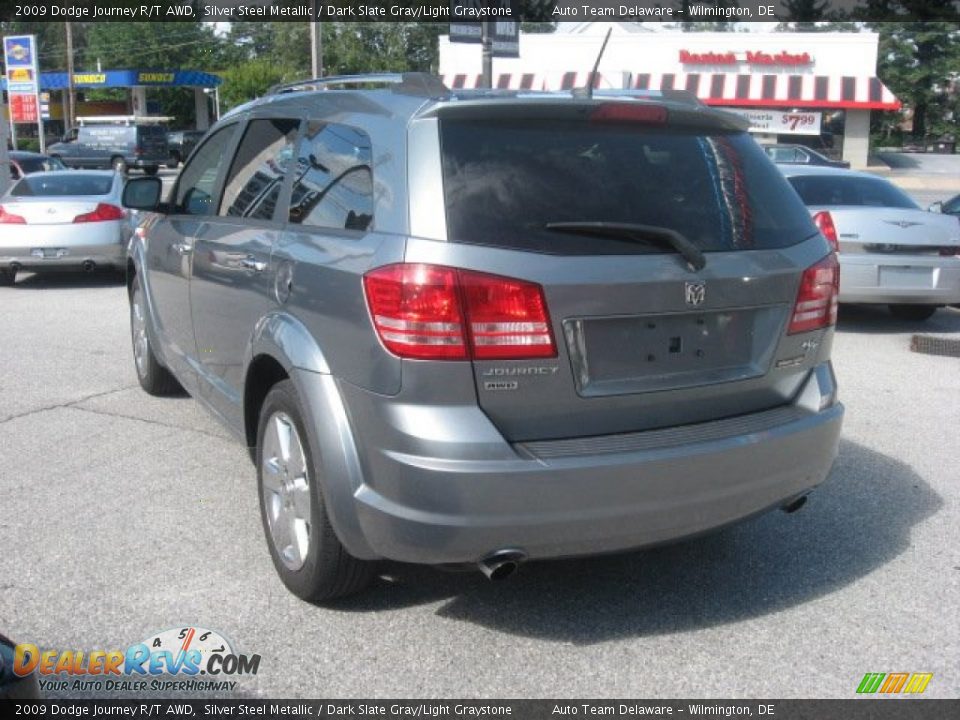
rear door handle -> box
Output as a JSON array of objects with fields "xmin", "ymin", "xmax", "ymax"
[{"xmin": 240, "ymin": 256, "xmax": 267, "ymax": 273}]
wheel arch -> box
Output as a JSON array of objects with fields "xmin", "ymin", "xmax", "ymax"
[{"xmin": 243, "ymin": 312, "xmax": 376, "ymax": 559}]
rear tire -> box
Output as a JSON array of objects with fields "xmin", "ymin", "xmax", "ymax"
[
  {"xmin": 888, "ymin": 304, "xmax": 937, "ymax": 321},
  {"xmin": 0, "ymin": 268, "xmax": 15, "ymax": 286},
  {"xmin": 143, "ymin": 166, "xmax": 159, "ymax": 176},
  {"xmin": 257, "ymin": 379, "xmax": 374, "ymax": 602},
  {"xmin": 111, "ymin": 156, "xmax": 128, "ymax": 175},
  {"xmin": 130, "ymin": 274, "xmax": 181, "ymax": 395}
]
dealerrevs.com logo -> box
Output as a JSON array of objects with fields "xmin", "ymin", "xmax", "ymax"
[
  {"xmin": 856, "ymin": 672, "xmax": 933, "ymax": 695},
  {"xmin": 12, "ymin": 627, "xmax": 260, "ymax": 693}
]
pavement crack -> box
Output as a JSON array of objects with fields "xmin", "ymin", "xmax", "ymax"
[
  {"xmin": 67, "ymin": 404, "xmax": 230, "ymax": 441},
  {"xmin": 0, "ymin": 385, "xmax": 138, "ymax": 426}
]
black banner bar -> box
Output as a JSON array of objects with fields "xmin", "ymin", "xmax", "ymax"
[
  {"xmin": 2, "ymin": 1, "xmax": 959, "ymax": 23},
  {"xmin": 1, "ymin": 700, "xmax": 959, "ymax": 719}
]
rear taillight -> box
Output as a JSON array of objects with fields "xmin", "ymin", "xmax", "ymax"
[
  {"xmin": 590, "ymin": 103, "xmax": 668, "ymax": 125},
  {"xmin": 0, "ymin": 205, "xmax": 26, "ymax": 224},
  {"xmin": 363, "ymin": 263, "xmax": 556, "ymax": 361},
  {"xmin": 812, "ymin": 211, "xmax": 839, "ymax": 253},
  {"xmin": 460, "ymin": 270, "xmax": 555, "ymax": 359},
  {"xmin": 788, "ymin": 254, "xmax": 839, "ymax": 335},
  {"xmin": 73, "ymin": 203, "xmax": 125, "ymax": 223}
]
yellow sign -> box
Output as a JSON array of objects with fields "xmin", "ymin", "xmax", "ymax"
[
  {"xmin": 8, "ymin": 68, "xmax": 33, "ymax": 82},
  {"xmin": 74, "ymin": 73, "xmax": 106, "ymax": 84},
  {"xmin": 137, "ymin": 72, "xmax": 174, "ymax": 83}
]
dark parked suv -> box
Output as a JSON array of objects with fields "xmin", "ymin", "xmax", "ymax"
[
  {"xmin": 122, "ymin": 74, "xmax": 844, "ymax": 601},
  {"xmin": 48, "ymin": 119, "xmax": 168, "ymax": 175}
]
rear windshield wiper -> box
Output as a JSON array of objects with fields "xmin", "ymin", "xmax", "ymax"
[{"xmin": 544, "ymin": 221, "xmax": 706, "ymax": 272}]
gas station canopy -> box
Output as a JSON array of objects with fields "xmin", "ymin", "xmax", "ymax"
[{"xmin": 1, "ymin": 69, "xmax": 221, "ymax": 91}]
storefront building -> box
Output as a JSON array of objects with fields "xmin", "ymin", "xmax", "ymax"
[{"xmin": 439, "ymin": 25, "xmax": 900, "ymax": 169}]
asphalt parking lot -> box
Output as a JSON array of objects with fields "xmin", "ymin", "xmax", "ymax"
[{"xmin": 1, "ymin": 185, "xmax": 958, "ymax": 699}]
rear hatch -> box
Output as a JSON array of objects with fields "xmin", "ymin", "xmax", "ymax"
[
  {"xmin": 136, "ymin": 125, "xmax": 170, "ymax": 161},
  {"xmin": 413, "ymin": 100, "xmax": 832, "ymax": 442}
]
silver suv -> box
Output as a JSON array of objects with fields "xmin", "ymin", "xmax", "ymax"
[{"xmin": 122, "ymin": 74, "xmax": 844, "ymax": 601}]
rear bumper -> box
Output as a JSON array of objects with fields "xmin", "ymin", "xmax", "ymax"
[
  {"xmin": 0, "ymin": 244, "xmax": 125, "ymax": 270},
  {"xmin": 300, "ymin": 364, "xmax": 844, "ymax": 565},
  {"xmin": 839, "ymin": 253, "xmax": 960, "ymax": 305}
]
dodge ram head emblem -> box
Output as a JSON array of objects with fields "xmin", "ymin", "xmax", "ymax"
[{"xmin": 684, "ymin": 281, "xmax": 706, "ymax": 307}]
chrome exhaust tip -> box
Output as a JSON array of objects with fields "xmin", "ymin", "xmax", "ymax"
[
  {"xmin": 478, "ymin": 549, "xmax": 526, "ymax": 581},
  {"xmin": 82, "ymin": 260, "xmax": 96, "ymax": 273}
]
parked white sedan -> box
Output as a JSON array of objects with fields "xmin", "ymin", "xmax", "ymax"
[
  {"xmin": 781, "ymin": 166, "xmax": 960, "ymax": 321},
  {"xmin": 0, "ymin": 171, "xmax": 133, "ymax": 286}
]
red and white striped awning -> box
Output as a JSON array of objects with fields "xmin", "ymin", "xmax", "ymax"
[
  {"xmin": 441, "ymin": 72, "xmax": 900, "ymax": 111},
  {"xmin": 630, "ymin": 72, "xmax": 900, "ymax": 110}
]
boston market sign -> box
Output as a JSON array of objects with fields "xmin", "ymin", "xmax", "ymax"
[{"xmin": 679, "ymin": 50, "xmax": 814, "ymax": 66}]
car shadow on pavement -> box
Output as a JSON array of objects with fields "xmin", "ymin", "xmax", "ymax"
[
  {"xmin": 333, "ymin": 439, "xmax": 941, "ymax": 644},
  {"xmin": 9, "ymin": 270, "xmax": 126, "ymax": 290},
  {"xmin": 837, "ymin": 304, "xmax": 960, "ymax": 335}
]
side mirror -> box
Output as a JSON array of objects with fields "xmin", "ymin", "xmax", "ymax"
[
  {"xmin": 928, "ymin": 201, "xmax": 943, "ymax": 214},
  {"xmin": 122, "ymin": 176, "xmax": 163, "ymax": 211}
]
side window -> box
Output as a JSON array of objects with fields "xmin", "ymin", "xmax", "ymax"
[
  {"xmin": 219, "ymin": 118, "xmax": 300, "ymax": 221},
  {"xmin": 289, "ymin": 121, "xmax": 373, "ymax": 231},
  {"xmin": 173, "ymin": 125, "xmax": 237, "ymax": 216}
]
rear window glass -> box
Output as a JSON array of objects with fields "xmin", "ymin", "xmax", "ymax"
[
  {"xmin": 11, "ymin": 174, "xmax": 113, "ymax": 197},
  {"xmin": 139, "ymin": 125, "xmax": 168, "ymax": 139},
  {"xmin": 440, "ymin": 118, "xmax": 817, "ymax": 254},
  {"xmin": 787, "ymin": 175, "xmax": 918, "ymax": 209},
  {"xmin": 15, "ymin": 157, "xmax": 63, "ymax": 173}
]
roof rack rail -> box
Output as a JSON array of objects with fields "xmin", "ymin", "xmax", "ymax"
[{"xmin": 266, "ymin": 72, "xmax": 450, "ymax": 98}]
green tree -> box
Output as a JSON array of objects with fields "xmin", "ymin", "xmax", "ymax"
[
  {"xmin": 79, "ymin": 22, "xmax": 229, "ymax": 127},
  {"xmin": 858, "ymin": 2, "xmax": 960, "ymax": 138},
  {"xmin": 781, "ymin": 0, "xmax": 831, "ymax": 28},
  {"xmin": 0, "ymin": 21, "xmax": 91, "ymax": 72},
  {"xmin": 219, "ymin": 57, "xmax": 298, "ymax": 111}
]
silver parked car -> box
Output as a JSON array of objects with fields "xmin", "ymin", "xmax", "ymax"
[
  {"xmin": 0, "ymin": 171, "xmax": 132, "ymax": 285},
  {"xmin": 781, "ymin": 166, "xmax": 960, "ymax": 321},
  {"xmin": 121, "ymin": 74, "xmax": 844, "ymax": 601}
]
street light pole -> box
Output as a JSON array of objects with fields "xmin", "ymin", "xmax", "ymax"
[
  {"xmin": 65, "ymin": 21, "xmax": 76, "ymax": 131},
  {"xmin": 481, "ymin": 21, "xmax": 493, "ymax": 89}
]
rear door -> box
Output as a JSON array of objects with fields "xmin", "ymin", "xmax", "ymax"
[
  {"xmin": 137, "ymin": 125, "xmax": 169, "ymax": 164},
  {"xmin": 433, "ymin": 106, "xmax": 828, "ymax": 441},
  {"xmin": 190, "ymin": 116, "xmax": 300, "ymax": 428}
]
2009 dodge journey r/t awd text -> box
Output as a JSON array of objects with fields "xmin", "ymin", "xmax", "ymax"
[{"xmin": 121, "ymin": 73, "xmax": 843, "ymax": 601}]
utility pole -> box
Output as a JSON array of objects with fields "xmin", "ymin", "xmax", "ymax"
[
  {"xmin": 481, "ymin": 21, "xmax": 493, "ymax": 89},
  {"xmin": 310, "ymin": 5, "xmax": 323, "ymax": 78},
  {"xmin": 65, "ymin": 22, "xmax": 76, "ymax": 131}
]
